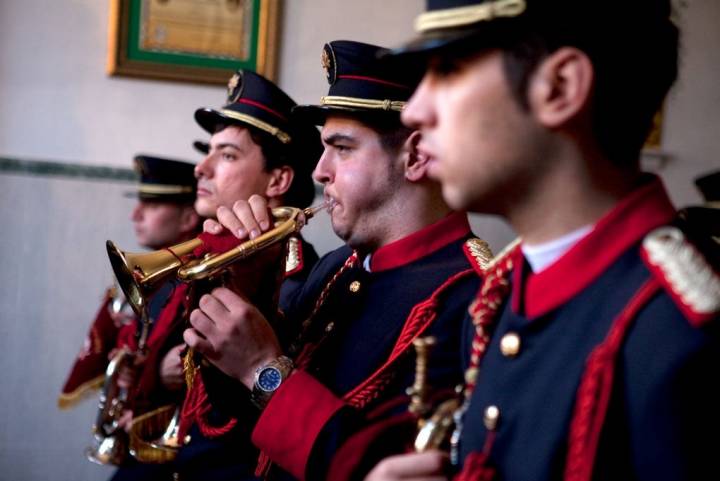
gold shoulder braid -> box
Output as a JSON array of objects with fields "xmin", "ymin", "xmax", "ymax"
[
  {"xmin": 464, "ymin": 238, "xmax": 494, "ymax": 271},
  {"xmin": 643, "ymin": 226, "xmax": 720, "ymax": 315}
]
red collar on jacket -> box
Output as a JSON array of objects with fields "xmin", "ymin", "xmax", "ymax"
[
  {"xmin": 513, "ymin": 175, "xmax": 677, "ymax": 319},
  {"xmin": 370, "ymin": 212, "xmax": 471, "ymax": 272}
]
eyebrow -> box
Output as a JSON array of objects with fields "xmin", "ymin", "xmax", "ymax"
[
  {"xmin": 212, "ymin": 142, "xmax": 242, "ymax": 151},
  {"xmin": 322, "ymin": 133, "xmax": 356, "ymax": 145}
]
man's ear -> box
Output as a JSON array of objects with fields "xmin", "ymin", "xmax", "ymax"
[
  {"xmin": 265, "ymin": 166, "xmax": 295, "ymax": 199},
  {"xmin": 527, "ymin": 47, "xmax": 594, "ymax": 129},
  {"xmin": 404, "ymin": 130, "xmax": 430, "ymax": 182}
]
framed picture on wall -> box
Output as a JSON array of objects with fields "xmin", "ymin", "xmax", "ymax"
[{"xmin": 107, "ymin": 0, "xmax": 281, "ymax": 84}]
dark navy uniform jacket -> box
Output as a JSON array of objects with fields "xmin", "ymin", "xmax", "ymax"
[
  {"xmin": 169, "ymin": 234, "xmax": 319, "ymax": 481},
  {"xmin": 252, "ymin": 213, "xmax": 486, "ymax": 481},
  {"xmin": 457, "ymin": 177, "xmax": 720, "ymax": 481}
]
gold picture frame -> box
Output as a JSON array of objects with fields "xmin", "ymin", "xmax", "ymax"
[{"xmin": 107, "ymin": 0, "xmax": 281, "ymax": 84}]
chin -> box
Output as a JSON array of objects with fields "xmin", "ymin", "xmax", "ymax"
[
  {"xmin": 194, "ymin": 199, "xmax": 216, "ymax": 219},
  {"xmin": 330, "ymin": 223, "xmax": 348, "ymax": 242},
  {"xmin": 441, "ymin": 184, "xmax": 471, "ymax": 211}
]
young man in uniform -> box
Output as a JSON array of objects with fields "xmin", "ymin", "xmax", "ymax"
[
  {"xmin": 150, "ymin": 69, "xmax": 324, "ymax": 481},
  {"xmin": 367, "ymin": 1, "xmax": 720, "ymax": 480},
  {"xmin": 59, "ymin": 155, "xmax": 201, "ymax": 411},
  {"xmin": 183, "ymin": 40, "xmax": 492, "ymax": 481},
  {"xmin": 59, "ymin": 156, "xmax": 201, "ymax": 479}
]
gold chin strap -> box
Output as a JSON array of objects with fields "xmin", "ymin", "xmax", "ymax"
[
  {"xmin": 219, "ymin": 109, "xmax": 292, "ymax": 144},
  {"xmin": 414, "ymin": 0, "xmax": 526, "ymax": 33},
  {"xmin": 320, "ymin": 96, "xmax": 406, "ymax": 112}
]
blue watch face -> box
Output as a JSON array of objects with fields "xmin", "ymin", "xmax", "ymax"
[{"xmin": 257, "ymin": 367, "xmax": 283, "ymax": 392}]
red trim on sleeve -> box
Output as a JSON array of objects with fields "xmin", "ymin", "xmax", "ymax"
[
  {"xmin": 370, "ymin": 212, "xmax": 471, "ymax": 272},
  {"xmin": 252, "ymin": 370, "xmax": 346, "ymax": 480},
  {"xmin": 520, "ymin": 177, "xmax": 676, "ymax": 319}
]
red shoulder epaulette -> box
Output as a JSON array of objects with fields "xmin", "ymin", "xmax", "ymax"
[{"xmin": 640, "ymin": 226, "xmax": 720, "ymax": 327}]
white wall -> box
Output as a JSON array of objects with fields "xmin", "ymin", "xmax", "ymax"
[
  {"xmin": 0, "ymin": 1, "xmax": 718, "ymax": 480},
  {"xmin": 0, "ymin": 0, "xmax": 425, "ymax": 167},
  {"xmin": 660, "ymin": 0, "xmax": 720, "ymax": 206}
]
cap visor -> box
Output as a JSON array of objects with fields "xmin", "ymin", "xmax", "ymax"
[
  {"xmin": 194, "ymin": 108, "xmax": 244, "ymax": 134},
  {"xmin": 383, "ymin": 23, "xmax": 508, "ymax": 64},
  {"xmin": 123, "ymin": 191, "xmax": 195, "ymax": 203},
  {"xmin": 193, "ymin": 140, "xmax": 209, "ymax": 155}
]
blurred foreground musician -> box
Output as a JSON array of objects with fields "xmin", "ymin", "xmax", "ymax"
[
  {"xmin": 184, "ymin": 40, "xmax": 492, "ymax": 481},
  {"xmin": 364, "ymin": 1, "xmax": 720, "ymax": 480}
]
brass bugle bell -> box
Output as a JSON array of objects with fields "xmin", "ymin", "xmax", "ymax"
[
  {"xmin": 107, "ymin": 205, "xmax": 319, "ymax": 317},
  {"xmin": 129, "ymin": 405, "xmax": 182, "ymax": 463},
  {"xmin": 107, "ymin": 237, "xmax": 201, "ymax": 317}
]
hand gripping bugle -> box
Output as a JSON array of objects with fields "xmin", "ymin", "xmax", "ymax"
[
  {"xmin": 101, "ymin": 202, "xmax": 330, "ymax": 463},
  {"xmin": 107, "ymin": 203, "xmax": 331, "ymax": 318}
]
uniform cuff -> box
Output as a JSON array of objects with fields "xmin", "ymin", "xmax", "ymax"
[{"xmin": 252, "ymin": 370, "xmax": 346, "ymax": 480}]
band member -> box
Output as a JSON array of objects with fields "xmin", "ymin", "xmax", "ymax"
[
  {"xmin": 59, "ymin": 156, "xmax": 201, "ymax": 480},
  {"xmin": 184, "ymin": 40, "xmax": 492, "ymax": 481},
  {"xmin": 365, "ymin": 1, "xmax": 720, "ymax": 480},
  {"xmin": 154, "ymin": 69, "xmax": 324, "ymax": 481},
  {"xmin": 59, "ymin": 155, "xmax": 201, "ymax": 411},
  {"xmin": 193, "ymin": 69, "xmax": 322, "ymax": 305}
]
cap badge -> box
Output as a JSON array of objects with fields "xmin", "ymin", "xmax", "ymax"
[
  {"xmin": 227, "ymin": 71, "xmax": 244, "ymax": 104},
  {"xmin": 321, "ymin": 43, "xmax": 337, "ymax": 85}
]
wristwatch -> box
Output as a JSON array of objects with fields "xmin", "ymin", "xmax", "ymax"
[{"xmin": 251, "ymin": 355, "xmax": 294, "ymax": 409}]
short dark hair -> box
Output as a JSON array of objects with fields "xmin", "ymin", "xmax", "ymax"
[
  {"xmin": 248, "ymin": 127, "xmax": 318, "ymax": 208},
  {"xmin": 211, "ymin": 123, "xmax": 318, "ymax": 208},
  {"xmin": 496, "ymin": 8, "xmax": 679, "ymax": 167},
  {"xmin": 346, "ymin": 113, "xmax": 414, "ymax": 157}
]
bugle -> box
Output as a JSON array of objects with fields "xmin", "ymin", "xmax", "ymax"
[
  {"xmin": 107, "ymin": 205, "xmax": 325, "ymax": 317},
  {"xmin": 408, "ymin": 337, "xmax": 463, "ymax": 454},
  {"xmin": 106, "ymin": 203, "xmax": 328, "ymax": 463}
]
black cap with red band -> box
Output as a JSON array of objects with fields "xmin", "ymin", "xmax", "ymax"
[
  {"xmin": 293, "ymin": 40, "xmax": 424, "ymax": 125},
  {"xmin": 195, "ymin": 69, "xmax": 303, "ymax": 145},
  {"xmin": 387, "ymin": 0, "xmax": 676, "ymax": 61},
  {"xmin": 193, "ymin": 69, "xmax": 322, "ymax": 208},
  {"xmin": 128, "ymin": 155, "xmax": 197, "ymax": 204}
]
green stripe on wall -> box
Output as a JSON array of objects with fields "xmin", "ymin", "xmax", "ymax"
[
  {"xmin": 0, "ymin": 157, "xmax": 136, "ymax": 182},
  {"xmin": 0, "ymin": 157, "xmax": 325, "ymax": 195}
]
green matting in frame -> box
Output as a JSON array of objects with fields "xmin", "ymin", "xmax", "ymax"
[{"xmin": 107, "ymin": 0, "xmax": 280, "ymax": 84}]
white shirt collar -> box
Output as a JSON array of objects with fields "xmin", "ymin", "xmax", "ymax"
[{"xmin": 522, "ymin": 225, "xmax": 593, "ymax": 273}]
